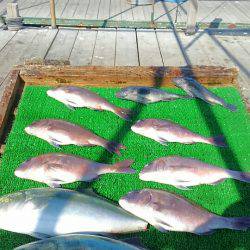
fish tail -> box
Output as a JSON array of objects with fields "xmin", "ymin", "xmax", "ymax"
[
  {"xmin": 224, "ymin": 217, "xmax": 250, "ymax": 231},
  {"xmin": 114, "ymin": 107, "xmax": 132, "ymax": 121},
  {"xmin": 104, "ymin": 141, "xmax": 126, "ymax": 155},
  {"xmin": 229, "ymin": 170, "xmax": 250, "ymax": 183},
  {"xmin": 207, "ymin": 135, "xmax": 227, "ymax": 147},
  {"xmin": 105, "ymin": 160, "xmax": 135, "ymax": 174},
  {"xmin": 223, "ymin": 103, "xmax": 237, "ymax": 112}
]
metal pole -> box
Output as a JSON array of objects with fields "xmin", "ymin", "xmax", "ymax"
[
  {"xmin": 50, "ymin": 0, "xmax": 56, "ymax": 29},
  {"xmin": 186, "ymin": 0, "xmax": 198, "ymax": 35}
]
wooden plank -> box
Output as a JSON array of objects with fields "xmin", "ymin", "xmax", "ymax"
[
  {"xmin": 215, "ymin": 35, "xmax": 250, "ymax": 78},
  {"xmin": 21, "ymin": 0, "xmax": 41, "ymax": 17},
  {"xmin": 73, "ymin": 0, "xmax": 89, "ymax": 19},
  {"xmin": 61, "ymin": 0, "xmax": 80, "ymax": 19},
  {"xmin": 70, "ymin": 29, "xmax": 97, "ymax": 66},
  {"xmin": 186, "ymin": 0, "xmax": 198, "ymax": 34},
  {"xmin": 0, "ymin": 28, "xmax": 37, "ymax": 85},
  {"xmin": 109, "ymin": 0, "xmax": 122, "ymax": 21},
  {"xmin": 137, "ymin": 29, "xmax": 163, "ymax": 66},
  {"xmin": 54, "ymin": 0, "xmax": 69, "ymax": 18},
  {"xmin": 226, "ymin": 2, "xmax": 250, "ymax": 23},
  {"xmin": 92, "ymin": 28, "xmax": 116, "ymax": 66},
  {"xmin": 98, "ymin": 0, "xmax": 110, "ymax": 20},
  {"xmin": 18, "ymin": 28, "xmax": 58, "ymax": 61},
  {"xmin": 45, "ymin": 29, "xmax": 78, "ymax": 61},
  {"xmin": 156, "ymin": 30, "xmax": 186, "ymax": 66},
  {"xmin": 115, "ymin": 29, "xmax": 139, "ymax": 66},
  {"xmin": 20, "ymin": 64, "xmax": 239, "ymax": 87},
  {"xmin": 0, "ymin": 69, "xmax": 21, "ymax": 142},
  {"xmin": 35, "ymin": 0, "xmax": 51, "ymax": 18},
  {"xmin": 132, "ymin": 3, "xmax": 145, "ymax": 21},
  {"xmin": 85, "ymin": 0, "xmax": 100, "ymax": 20},
  {"xmin": 0, "ymin": 30, "xmax": 16, "ymax": 52},
  {"xmin": 177, "ymin": 31, "xmax": 212, "ymax": 66},
  {"xmin": 234, "ymin": 36, "xmax": 250, "ymax": 56},
  {"xmin": 120, "ymin": 0, "xmax": 134, "ymax": 21},
  {"xmin": 153, "ymin": 1, "xmax": 168, "ymax": 22}
]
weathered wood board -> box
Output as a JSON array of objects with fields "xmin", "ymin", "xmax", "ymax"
[{"xmin": 19, "ymin": 64, "xmax": 239, "ymax": 87}]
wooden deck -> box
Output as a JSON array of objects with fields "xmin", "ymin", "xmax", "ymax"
[
  {"xmin": 0, "ymin": 27, "xmax": 249, "ymax": 107},
  {"xmin": 0, "ymin": 0, "xmax": 249, "ymax": 24}
]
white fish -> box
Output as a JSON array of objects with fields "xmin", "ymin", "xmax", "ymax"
[{"xmin": 0, "ymin": 188, "xmax": 148, "ymax": 238}]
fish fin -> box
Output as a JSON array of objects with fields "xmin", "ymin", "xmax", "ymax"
[
  {"xmin": 48, "ymin": 137, "xmax": 62, "ymax": 148},
  {"xmin": 104, "ymin": 141, "xmax": 126, "ymax": 155},
  {"xmin": 113, "ymin": 107, "xmax": 132, "ymax": 121},
  {"xmin": 47, "ymin": 182, "xmax": 61, "ymax": 188},
  {"xmin": 211, "ymin": 178, "xmax": 226, "ymax": 185},
  {"xmin": 66, "ymin": 104, "xmax": 75, "ymax": 110},
  {"xmin": 224, "ymin": 103, "xmax": 237, "ymax": 112},
  {"xmin": 207, "ymin": 135, "xmax": 227, "ymax": 147},
  {"xmin": 175, "ymin": 185, "xmax": 191, "ymax": 190},
  {"xmin": 105, "ymin": 160, "xmax": 135, "ymax": 174},
  {"xmin": 195, "ymin": 229, "xmax": 216, "ymax": 235},
  {"xmin": 157, "ymin": 137, "xmax": 169, "ymax": 146},
  {"xmin": 29, "ymin": 232, "xmax": 51, "ymax": 239},
  {"xmin": 226, "ymin": 217, "xmax": 250, "ymax": 231},
  {"xmin": 229, "ymin": 171, "xmax": 250, "ymax": 184},
  {"xmin": 154, "ymin": 219, "xmax": 173, "ymax": 232}
]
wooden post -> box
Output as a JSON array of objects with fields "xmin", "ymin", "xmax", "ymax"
[
  {"xmin": 50, "ymin": 0, "xmax": 56, "ymax": 29},
  {"xmin": 6, "ymin": 3, "xmax": 23, "ymax": 30},
  {"xmin": 186, "ymin": 0, "xmax": 198, "ymax": 35}
]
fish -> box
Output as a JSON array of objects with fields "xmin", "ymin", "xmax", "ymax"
[
  {"xmin": 0, "ymin": 188, "xmax": 148, "ymax": 238},
  {"xmin": 25, "ymin": 119, "xmax": 125, "ymax": 155},
  {"xmin": 47, "ymin": 86, "xmax": 132, "ymax": 120},
  {"xmin": 139, "ymin": 156, "xmax": 250, "ymax": 189},
  {"xmin": 119, "ymin": 188, "xmax": 250, "ymax": 235},
  {"xmin": 172, "ymin": 77, "xmax": 237, "ymax": 112},
  {"xmin": 116, "ymin": 86, "xmax": 192, "ymax": 104},
  {"xmin": 131, "ymin": 119, "xmax": 226, "ymax": 147},
  {"xmin": 14, "ymin": 234, "xmax": 143, "ymax": 250},
  {"xmin": 15, "ymin": 153, "xmax": 135, "ymax": 188}
]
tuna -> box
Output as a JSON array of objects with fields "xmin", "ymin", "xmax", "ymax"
[
  {"xmin": 47, "ymin": 86, "xmax": 132, "ymax": 120},
  {"xmin": 116, "ymin": 86, "xmax": 192, "ymax": 104},
  {"xmin": 139, "ymin": 156, "xmax": 250, "ymax": 189},
  {"xmin": 14, "ymin": 234, "xmax": 143, "ymax": 250},
  {"xmin": 131, "ymin": 119, "xmax": 227, "ymax": 147},
  {"xmin": 119, "ymin": 189, "xmax": 250, "ymax": 235},
  {"xmin": 172, "ymin": 77, "xmax": 237, "ymax": 112},
  {"xmin": 0, "ymin": 188, "xmax": 148, "ymax": 238},
  {"xmin": 25, "ymin": 119, "xmax": 125, "ymax": 155},
  {"xmin": 15, "ymin": 153, "xmax": 135, "ymax": 188}
]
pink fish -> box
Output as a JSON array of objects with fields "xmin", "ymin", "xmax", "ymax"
[
  {"xmin": 47, "ymin": 86, "xmax": 131, "ymax": 120},
  {"xmin": 131, "ymin": 119, "xmax": 227, "ymax": 147},
  {"xmin": 15, "ymin": 153, "xmax": 135, "ymax": 187},
  {"xmin": 25, "ymin": 119, "xmax": 125, "ymax": 155},
  {"xmin": 140, "ymin": 156, "xmax": 250, "ymax": 189}
]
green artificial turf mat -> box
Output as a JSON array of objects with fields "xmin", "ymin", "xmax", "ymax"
[{"xmin": 0, "ymin": 86, "xmax": 249, "ymax": 250}]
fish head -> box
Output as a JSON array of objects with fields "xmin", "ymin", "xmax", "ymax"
[
  {"xmin": 131, "ymin": 119, "xmax": 155, "ymax": 136},
  {"xmin": 119, "ymin": 189, "xmax": 152, "ymax": 215},
  {"xmin": 14, "ymin": 159, "xmax": 34, "ymax": 179},
  {"xmin": 116, "ymin": 87, "xmax": 135, "ymax": 99},
  {"xmin": 47, "ymin": 87, "xmax": 66, "ymax": 102},
  {"xmin": 24, "ymin": 121, "xmax": 43, "ymax": 136},
  {"xmin": 131, "ymin": 120, "xmax": 146, "ymax": 134}
]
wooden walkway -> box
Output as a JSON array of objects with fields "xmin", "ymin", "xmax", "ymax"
[
  {"xmin": 0, "ymin": 0, "xmax": 249, "ymax": 24},
  {"xmin": 0, "ymin": 27, "xmax": 249, "ymax": 106}
]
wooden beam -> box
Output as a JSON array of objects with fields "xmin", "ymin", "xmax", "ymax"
[
  {"xmin": 50, "ymin": 0, "xmax": 57, "ymax": 29},
  {"xmin": 186, "ymin": 0, "xmax": 198, "ymax": 35},
  {"xmin": 20, "ymin": 64, "xmax": 239, "ymax": 87},
  {"xmin": 0, "ymin": 69, "xmax": 22, "ymax": 143}
]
